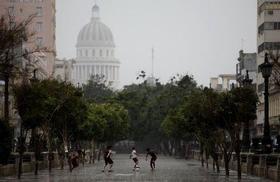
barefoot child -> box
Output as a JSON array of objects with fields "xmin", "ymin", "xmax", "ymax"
[
  {"xmin": 130, "ymin": 147, "xmax": 139, "ymax": 170},
  {"xmin": 146, "ymin": 148, "xmax": 157, "ymax": 170},
  {"xmin": 103, "ymin": 146, "xmax": 113, "ymax": 172}
]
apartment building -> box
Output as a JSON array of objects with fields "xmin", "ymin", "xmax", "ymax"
[
  {"xmin": 256, "ymin": 0, "xmax": 280, "ymax": 137},
  {"xmin": 236, "ymin": 50, "xmax": 257, "ymax": 87},
  {"xmin": 0, "ymin": 0, "xmax": 56, "ymax": 78}
]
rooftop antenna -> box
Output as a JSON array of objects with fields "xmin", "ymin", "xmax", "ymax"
[
  {"xmin": 241, "ymin": 38, "xmax": 245, "ymax": 50},
  {"xmin": 152, "ymin": 47, "xmax": 154, "ymax": 78}
]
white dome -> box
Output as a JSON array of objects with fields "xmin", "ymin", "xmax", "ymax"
[{"xmin": 76, "ymin": 5, "xmax": 115, "ymax": 47}]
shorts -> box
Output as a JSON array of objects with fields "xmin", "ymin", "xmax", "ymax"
[
  {"xmin": 105, "ymin": 157, "xmax": 113, "ymax": 165},
  {"xmin": 133, "ymin": 158, "xmax": 138, "ymax": 163}
]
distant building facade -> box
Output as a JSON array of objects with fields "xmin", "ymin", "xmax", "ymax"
[
  {"xmin": 72, "ymin": 4, "xmax": 120, "ymax": 88},
  {"xmin": 210, "ymin": 74, "xmax": 236, "ymax": 92},
  {"xmin": 236, "ymin": 50, "xmax": 257, "ymax": 87},
  {"xmin": 0, "ymin": 0, "xmax": 56, "ymax": 78},
  {"xmin": 256, "ymin": 0, "xmax": 280, "ymax": 137},
  {"xmin": 54, "ymin": 59, "xmax": 74, "ymax": 82},
  {"xmin": 0, "ymin": 0, "xmax": 56, "ymax": 140}
]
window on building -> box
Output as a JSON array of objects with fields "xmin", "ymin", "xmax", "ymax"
[
  {"xmin": 36, "ymin": 22, "xmax": 43, "ymax": 32},
  {"xmin": 10, "ymin": 21, "xmax": 16, "ymax": 29},
  {"xmin": 258, "ymin": 42, "xmax": 280, "ymax": 53},
  {"xmin": 274, "ymin": 22, "xmax": 280, "ymax": 30},
  {"xmin": 92, "ymin": 49, "xmax": 95, "ymax": 56},
  {"xmin": 36, "ymin": 7, "xmax": 43, "ymax": 17},
  {"xmin": 111, "ymin": 50, "xmax": 114, "ymax": 56},
  {"xmin": 100, "ymin": 49, "xmax": 103, "ymax": 57},
  {"xmin": 258, "ymin": 22, "xmax": 280, "ymax": 34},
  {"xmin": 85, "ymin": 50, "xmax": 88, "ymax": 57},
  {"xmin": 8, "ymin": 7, "xmax": 14, "ymax": 15},
  {"xmin": 264, "ymin": 22, "xmax": 274, "ymax": 30},
  {"xmin": 106, "ymin": 50, "xmax": 109, "ymax": 57},
  {"xmin": 267, "ymin": 10, "xmax": 274, "ymax": 15},
  {"xmin": 36, "ymin": 37, "xmax": 43, "ymax": 48}
]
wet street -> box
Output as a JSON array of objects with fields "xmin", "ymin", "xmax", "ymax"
[{"xmin": 0, "ymin": 155, "xmax": 272, "ymax": 182}]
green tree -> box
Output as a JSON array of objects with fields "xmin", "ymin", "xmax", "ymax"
[
  {"xmin": 0, "ymin": 12, "xmax": 47, "ymax": 123},
  {"xmin": 83, "ymin": 75, "xmax": 114, "ymax": 103},
  {"xmin": 14, "ymin": 80, "xmax": 86, "ymax": 174},
  {"xmin": 230, "ymin": 87, "xmax": 258, "ymax": 179},
  {"xmin": 80, "ymin": 103, "xmax": 129, "ymax": 152}
]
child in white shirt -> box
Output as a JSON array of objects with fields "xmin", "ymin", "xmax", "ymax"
[{"xmin": 130, "ymin": 147, "xmax": 139, "ymax": 170}]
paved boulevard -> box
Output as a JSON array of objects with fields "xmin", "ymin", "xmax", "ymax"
[{"xmin": 0, "ymin": 154, "xmax": 272, "ymax": 182}]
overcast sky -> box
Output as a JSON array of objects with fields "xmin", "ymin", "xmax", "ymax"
[{"xmin": 56, "ymin": 0, "xmax": 257, "ymax": 87}]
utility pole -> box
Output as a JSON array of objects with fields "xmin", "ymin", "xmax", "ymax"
[{"xmin": 152, "ymin": 47, "xmax": 154, "ymax": 78}]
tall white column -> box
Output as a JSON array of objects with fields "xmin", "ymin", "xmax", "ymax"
[
  {"xmin": 79, "ymin": 65, "xmax": 81, "ymax": 81},
  {"xmin": 97, "ymin": 65, "xmax": 99, "ymax": 75},
  {"xmin": 77, "ymin": 66, "xmax": 80, "ymax": 80},
  {"xmin": 83, "ymin": 65, "xmax": 86, "ymax": 82},
  {"xmin": 117, "ymin": 67, "xmax": 119, "ymax": 80},
  {"xmin": 105, "ymin": 65, "xmax": 108, "ymax": 79},
  {"xmin": 113, "ymin": 66, "xmax": 115, "ymax": 80},
  {"xmin": 87, "ymin": 66, "xmax": 90, "ymax": 79},
  {"xmin": 108, "ymin": 66, "xmax": 111, "ymax": 80},
  {"xmin": 75, "ymin": 66, "xmax": 77, "ymax": 81},
  {"xmin": 101, "ymin": 65, "xmax": 104, "ymax": 76}
]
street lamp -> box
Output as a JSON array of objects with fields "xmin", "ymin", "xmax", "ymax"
[
  {"xmin": 242, "ymin": 70, "xmax": 253, "ymax": 87},
  {"xmin": 259, "ymin": 53, "xmax": 273, "ymax": 154},
  {"xmin": 30, "ymin": 69, "xmax": 38, "ymax": 83},
  {"xmin": 242, "ymin": 70, "xmax": 253, "ymax": 151}
]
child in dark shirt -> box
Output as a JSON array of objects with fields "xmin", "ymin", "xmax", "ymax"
[{"xmin": 146, "ymin": 148, "xmax": 157, "ymax": 170}]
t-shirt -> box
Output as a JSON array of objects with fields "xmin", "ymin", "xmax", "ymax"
[
  {"xmin": 104, "ymin": 149, "xmax": 112, "ymax": 159},
  {"xmin": 147, "ymin": 151, "xmax": 157, "ymax": 159},
  {"xmin": 131, "ymin": 149, "xmax": 137, "ymax": 159}
]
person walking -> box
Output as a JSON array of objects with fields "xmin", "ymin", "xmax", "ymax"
[
  {"xmin": 103, "ymin": 146, "xmax": 114, "ymax": 172},
  {"xmin": 130, "ymin": 147, "xmax": 140, "ymax": 171},
  {"xmin": 146, "ymin": 148, "xmax": 157, "ymax": 170}
]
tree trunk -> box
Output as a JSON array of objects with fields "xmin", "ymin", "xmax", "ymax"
[
  {"xmin": 90, "ymin": 139, "xmax": 95, "ymax": 164},
  {"xmin": 34, "ymin": 132, "xmax": 39, "ymax": 175},
  {"xmin": 17, "ymin": 152, "xmax": 23, "ymax": 179},
  {"xmin": 17, "ymin": 135, "xmax": 24, "ymax": 179},
  {"xmin": 236, "ymin": 125, "xmax": 242, "ymax": 180},
  {"xmin": 224, "ymin": 152, "xmax": 230, "ymax": 176},
  {"xmin": 216, "ymin": 161, "xmax": 220, "ymax": 173},
  {"xmin": 206, "ymin": 151, "xmax": 209, "ymax": 168},
  {"xmin": 200, "ymin": 143, "xmax": 204, "ymax": 167},
  {"xmin": 4, "ymin": 75, "xmax": 9, "ymax": 122},
  {"xmin": 47, "ymin": 130, "xmax": 53, "ymax": 172},
  {"xmin": 236, "ymin": 149, "xmax": 241, "ymax": 180}
]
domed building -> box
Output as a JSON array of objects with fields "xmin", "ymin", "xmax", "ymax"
[{"xmin": 72, "ymin": 4, "xmax": 120, "ymax": 88}]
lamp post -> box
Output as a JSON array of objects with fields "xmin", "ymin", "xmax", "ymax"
[
  {"xmin": 242, "ymin": 70, "xmax": 253, "ymax": 151},
  {"xmin": 259, "ymin": 53, "xmax": 273, "ymax": 154},
  {"xmin": 30, "ymin": 69, "xmax": 38, "ymax": 83}
]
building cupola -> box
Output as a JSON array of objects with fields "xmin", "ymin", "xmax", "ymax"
[{"xmin": 92, "ymin": 4, "xmax": 100, "ymax": 20}]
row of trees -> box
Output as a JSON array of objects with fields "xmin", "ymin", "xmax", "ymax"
[
  {"xmin": 9, "ymin": 79, "xmax": 128, "ymax": 178},
  {"xmin": 161, "ymin": 86, "xmax": 258, "ymax": 179},
  {"xmin": 0, "ymin": 12, "xmax": 129, "ymax": 179},
  {"xmin": 108, "ymin": 72, "xmax": 257, "ymax": 180}
]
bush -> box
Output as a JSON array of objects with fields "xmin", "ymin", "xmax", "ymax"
[{"xmin": 0, "ymin": 120, "xmax": 13, "ymax": 165}]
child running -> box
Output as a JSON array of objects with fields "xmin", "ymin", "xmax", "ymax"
[
  {"xmin": 146, "ymin": 148, "xmax": 157, "ymax": 170},
  {"xmin": 130, "ymin": 147, "xmax": 140, "ymax": 171},
  {"xmin": 103, "ymin": 146, "xmax": 114, "ymax": 172}
]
